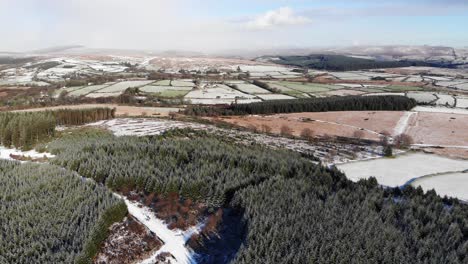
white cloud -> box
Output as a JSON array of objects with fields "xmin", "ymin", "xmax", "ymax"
[{"xmin": 246, "ymin": 7, "xmax": 311, "ymax": 30}]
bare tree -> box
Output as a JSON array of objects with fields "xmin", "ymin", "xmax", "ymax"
[
  {"xmin": 353, "ymin": 130, "xmax": 365, "ymax": 140},
  {"xmin": 280, "ymin": 125, "xmax": 293, "ymax": 137},
  {"xmin": 379, "ymin": 130, "xmax": 391, "ymax": 146},
  {"xmin": 394, "ymin": 134, "xmax": 414, "ymax": 149},
  {"xmin": 300, "ymin": 128, "xmax": 314, "ymax": 141},
  {"xmin": 261, "ymin": 124, "xmax": 272, "ymax": 134},
  {"xmin": 247, "ymin": 124, "xmax": 258, "ymax": 133}
]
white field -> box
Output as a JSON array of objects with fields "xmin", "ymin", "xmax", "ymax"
[
  {"xmin": 85, "ymin": 92, "xmax": 122, "ymax": 98},
  {"xmin": 186, "ymin": 98, "xmax": 261, "ymax": 105},
  {"xmin": 412, "ymin": 106, "xmax": 468, "ymax": 115},
  {"xmin": 68, "ymin": 84, "xmax": 110, "ymax": 96},
  {"xmin": 407, "ymin": 92, "xmax": 437, "ymax": 104},
  {"xmin": 140, "ymin": 85, "xmax": 193, "ymax": 93},
  {"xmin": 184, "ymin": 84, "xmax": 257, "ymax": 104},
  {"xmin": 234, "ymin": 65, "xmax": 290, "ymax": 72},
  {"xmin": 453, "ymin": 83, "xmax": 468, "ymax": 90},
  {"xmin": 98, "ymin": 81, "xmax": 155, "ymax": 93},
  {"xmin": 411, "ymin": 172, "xmax": 468, "ymax": 201},
  {"xmin": 423, "ymin": 76, "xmax": 452, "ymax": 81},
  {"xmin": 330, "ymin": 72, "xmax": 369, "ymax": 81},
  {"xmin": 256, "ymin": 94, "xmax": 295, "ymax": 100},
  {"xmin": 436, "ymin": 80, "xmax": 467, "ymax": 87},
  {"xmin": 456, "ymin": 98, "xmax": 468, "ymax": 108},
  {"xmin": 336, "ymin": 153, "xmax": 468, "ymax": 187},
  {"xmin": 272, "ymin": 74, "xmax": 303, "ymax": 79},
  {"xmin": 364, "ymin": 92, "xmax": 406, "ymax": 97},
  {"xmin": 435, "ymin": 94, "xmax": 456, "ymax": 107},
  {"xmin": 405, "ymin": 76, "xmax": 424, "ymax": 82},
  {"xmin": 230, "ymin": 83, "xmax": 271, "ymax": 94}
]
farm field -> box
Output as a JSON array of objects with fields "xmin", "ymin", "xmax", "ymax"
[
  {"xmin": 405, "ymin": 112, "xmax": 468, "ymax": 147},
  {"xmin": 336, "ymin": 153, "xmax": 468, "ymax": 187},
  {"xmin": 411, "ymin": 172, "xmax": 468, "ymax": 201},
  {"xmin": 226, "ymin": 82, "xmax": 271, "ymax": 94},
  {"xmin": 215, "ymin": 111, "xmax": 406, "ymax": 141},
  {"xmin": 184, "ymin": 84, "xmax": 260, "ymax": 104},
  {"xmin": 256, "ymin": 93, "xmax": 295, "ymax": 100},
  {"xmin": 13, "ymin": 104, "xmax": 181, "ymax": 117},
  {"xmin": 97, "ymin": 80, "xmax": 155, "ymax": 93}
]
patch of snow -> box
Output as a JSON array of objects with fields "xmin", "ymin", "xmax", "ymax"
[
  {"xmin": 0, "ymin": 146, "xmax": 55, "ymax": 162},
  {"xmin": 117, "ymin": 195, "xmax": 203, "ymax": 264},
  {"xmin": 393, "ymin": 111, "xmax": 417, "ymax": 136},
  {"xmin": 413, "ymin": 106, "xmax": 468, "ymax": 115}
]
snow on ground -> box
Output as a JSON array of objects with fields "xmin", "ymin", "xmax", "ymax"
[
  {"xmin": 393, "ymin": 111, "xmax": 417, "ymax": 136},
  {"xmin": 435, "ymin": 94, "xmax": 456, "ymax": 107},
  {"xmin": 256, "ymin": 94, "xmax": 295, "ymax": 100},
  {"xmin": 456, "ymin": 98, "xmax": 468, "ymax": 108},
  {"xmin": 88, "ymin": 119, "xmax": 210, "ymax": 137},
  {"xmin": 407, "ymin": 92, "xmax": 437, "ymax": 104},
  {"xmin": 412, "ymin": 106, "xmax": 468, "ymax": 115},
  {"xmin": 336, "ymin": 152, "xmax": 468, "ymax": 187},
  {"xmin": 0, "ymin": 146, "xmax": 55, "ymax": 161},
  {"xmin": 117, "ymin": 195, "xmax": 203, "ymax": 264},
  {"xmin": 88, "ymin": 118, "xmax": 384, "ymax": 165},
  {"xmin": 410, "ymin": 172, "xmax": 468, "ymax": 201}
]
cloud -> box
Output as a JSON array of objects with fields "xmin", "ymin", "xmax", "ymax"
[{"xmin": 246, "ymin": 7, "xmax": 311, "ymax": 30}]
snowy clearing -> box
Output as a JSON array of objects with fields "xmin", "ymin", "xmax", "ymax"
[
  {"xmin": 0, "ymin": 146, "xmax": 54, "ymax": 162},
  {"xmin": 410, "ymin": 172, "xmax": 468, "ymax": 201},
  {"xmin": 336, "ymin": 152, "xmax": 468, "ymax": 187},
  {"xmin": 88, "ymin": 119, "xmax": 210, "ymax": 137},
  {"xmin": 117, "ymin": 195, "xmax": 203, "ymax": 264}
]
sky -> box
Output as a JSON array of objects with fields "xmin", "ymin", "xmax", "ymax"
[{"xmin": 0, "ymin": 0, "xmax": 467, "ymax": 52}]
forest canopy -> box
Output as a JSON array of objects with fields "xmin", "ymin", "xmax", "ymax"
[
  {"xmin": 185, "ymin": 95, "xmax": 417, "ymax": 116},
  {"xmin": 0, "ymin": 108, "xmax": 114, "ymax": 149},
  {"xmin": 45, "ymin": 130, "xmax": 468, "ymax": 263},
  {"xmin": 0, "ymin": 160, "xmax": 126, "ymax": 264}
]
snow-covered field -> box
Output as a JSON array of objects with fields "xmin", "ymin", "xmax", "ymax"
[
  {"xmin": 67, "ymin": 84, "xmax": 110, "ymax": 96},
  {"xmin": 412, "ymin": 106, "xmax": 468, "ymax": 115},
  {"xmin": 410, "ymin": 172, "xmax": 468, "ymax": 201},
  {"xmin": 256, "ymin": 93, "xmax": 295, "ymax": 100},
  {"xmin": 456, "ymin": 98, "xmax": 468, "ymax": 108},
  {"xmin": 336, "ymin": 153, "xmax": 468, "ymax": 187},
  {"xmin": 140, "ymin": 85, "xmax": 193, "ymax": 93},
  {"xmin": 407, "ymin": 92, "xmax": 437, "ymax": 104},
  {"xmin": 435, "ymin": 94, "xmax": 456, "ymax": 107},
  {"xmin": 184, "ymin": 84, "xmax": 260, "ymax": 104},
  {"xmin": 88, "ymin": 118, "xmax": 210, "ymax": 137},
  {"xmin": 228, "ymin": 82, "xmax": 271, "ymax": 94}
]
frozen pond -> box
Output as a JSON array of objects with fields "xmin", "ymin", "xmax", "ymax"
[
  {"xmin": 336, "ymin": 153, "xmax": 468, "ymax": 187},
  {"xmin": 410, "ymin": 172, "xmax": 468, "ymax": 201}
]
